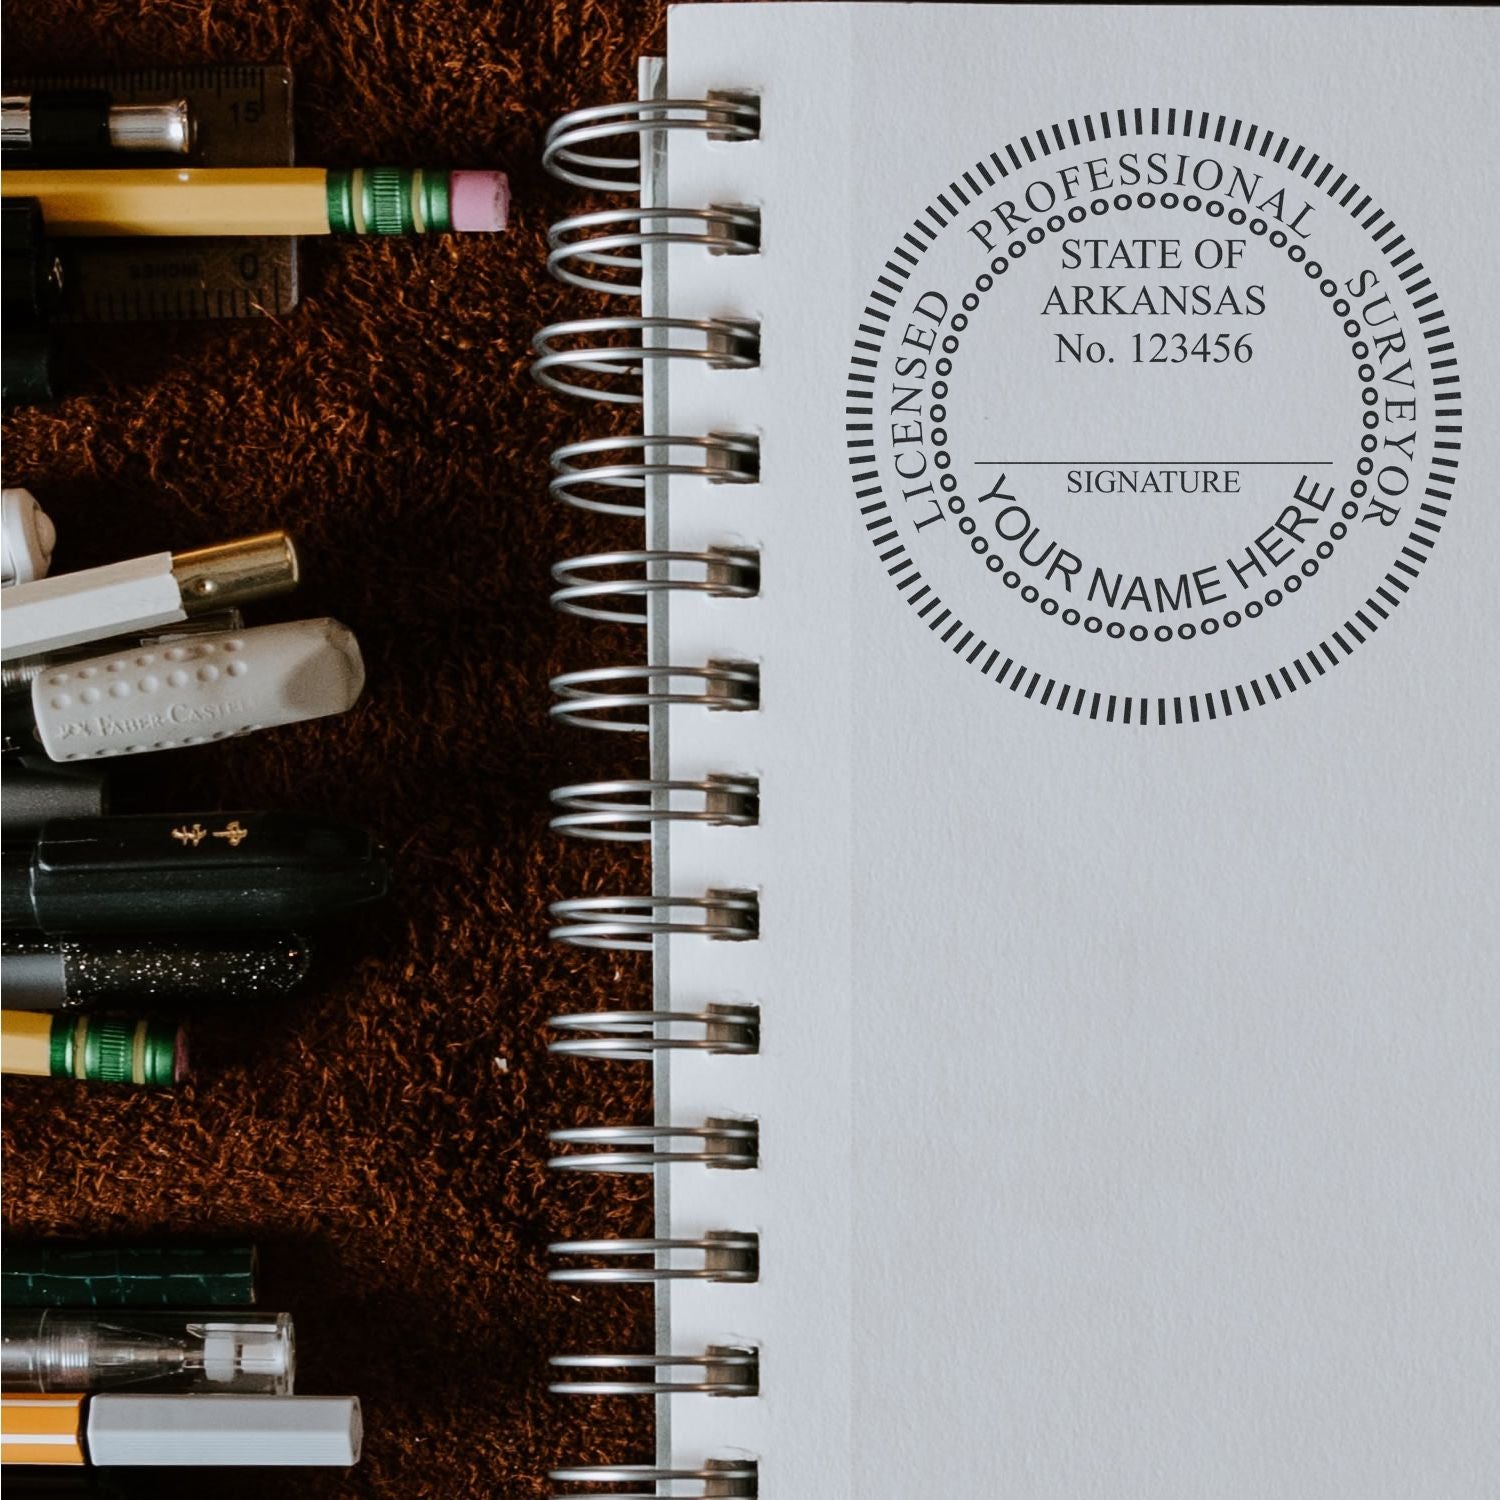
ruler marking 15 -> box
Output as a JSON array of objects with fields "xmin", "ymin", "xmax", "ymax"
[{"xmin": 3, "ymin": 65, "xmax": 299, "ymax": 322}]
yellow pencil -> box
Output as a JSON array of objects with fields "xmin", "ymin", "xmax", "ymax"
[
  {"xmin": 1, "ymin": 1393, "xmax": 86, "ymax": 1467},
  {"xmin": 2, "ymin": 1009, "xmax": 185, "ymax": 1086},
  {"xmin": 1, "ymin": 166, "xmax": 508, "ymax": 237}
]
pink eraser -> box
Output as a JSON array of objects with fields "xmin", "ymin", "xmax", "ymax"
[{"xmin": 449, "ymin": 170, "xmax": 510, "ymax": 233}]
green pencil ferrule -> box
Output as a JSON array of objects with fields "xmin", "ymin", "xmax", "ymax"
[
  {"xmin": 325, "ymin": 167, "xmax": 452, "ymax": 235},
  {"xmin": 45, "ymin": 1015, "xmax": 178, "ymax": 1086},
  {"xmin": 48, "ymin": 1015, "xmax": 73, "ymax": 1078},
  {"xmin": 84, "ymin": 1018, "xmax": 133, "ymax": 1083}
]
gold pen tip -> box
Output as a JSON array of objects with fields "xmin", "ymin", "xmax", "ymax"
[{"xmin": 173, "ymin": 531, "xmax": 299, "ymax": 612}]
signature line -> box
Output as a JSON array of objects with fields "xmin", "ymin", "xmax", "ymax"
[{"xmin": 974, "ymin": 461, "xmax": 1334, "ymax": 466}]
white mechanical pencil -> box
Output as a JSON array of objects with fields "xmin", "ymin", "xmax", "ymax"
[{"xmin": 0, "ymin": 531, "xmax": 297, "ymax": 660}]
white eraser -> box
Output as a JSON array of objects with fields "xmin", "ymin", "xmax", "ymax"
[
  {"xmin": 32, "ymin": 616, "xmax": 366, "ymax": 761},
  {"xmin": 86, "ymin": 1394, "xmax": 362, "ymax": 1467}
]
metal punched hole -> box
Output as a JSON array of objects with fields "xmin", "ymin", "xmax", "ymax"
[
  {"xmin": 704, "ymin": 90, "xmax": 762, "ymax": 142},
  {"xmin": 707, "ymin": 661, "xmax": 760, "ymax": 711}
]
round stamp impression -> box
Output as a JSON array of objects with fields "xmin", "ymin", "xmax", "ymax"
[{"xmin": 848, "ymin": 107, "xmax": 1462, "ymax": 725}]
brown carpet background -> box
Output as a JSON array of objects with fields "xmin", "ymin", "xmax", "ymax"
[{"xmin": 0, "ymin": 2, "xmax": 690, "ymax": 1493}]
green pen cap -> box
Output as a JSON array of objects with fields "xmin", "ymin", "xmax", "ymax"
[
  {"xmin": 2, "ymin": 1245, "xmax": 259, "ymax": 1308},
  {"xmin": 48, "ymin": 1014, "xmax": 184, "ymax": 1087}
]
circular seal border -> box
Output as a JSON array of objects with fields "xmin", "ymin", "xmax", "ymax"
[{"xmin": 847, "ymin": 105, "xmax": 1464, "ymax": 725}]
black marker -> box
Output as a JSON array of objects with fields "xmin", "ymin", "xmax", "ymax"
[
  {"xmin": 2, "ymin": 198, "xmax": 63, "ymax": 322},
  {"xmin": 2, "ymin": 812, "xmax": 389, "ymax": 935},
  {"xmin": 1, "ymin": 763, "xmax": 108, "ymax": 833},
  {"xmin": 1, "ymin": 196, "xmax": 62, "ymax": 407},
  {"xmin": 1, "ymin": 322, "xmax": 54, "ymax": 408},
  {"xmin": 2, "ymin": 932, "xmax": 313, "ymax": 1011}
]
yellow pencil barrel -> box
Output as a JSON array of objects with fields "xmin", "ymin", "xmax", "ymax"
[
  {"xmin": 1, "ymin": 166, "xmax": 507, "ymax": 237},
  {"xmin": 1, "ymin": 1010, "xmax": 53, "ymax": 1076},
  {"xmin": 0, "ymin": 1393, "xmax": 86, "ymax": 1466},
  {"xmin": 2, "ymin": 168, "xmax": 332, "ymax": 237}
]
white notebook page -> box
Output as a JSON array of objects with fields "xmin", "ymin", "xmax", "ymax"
[{"xmin": 655, "ymin": 6, "xmax": 1500, "ymax": 1495}]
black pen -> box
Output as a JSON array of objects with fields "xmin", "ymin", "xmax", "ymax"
[
  {"xmin": 3, "ymin": 811, "xmax": 389, "ymax": 934},
  {"xmin": 2, "ymin": 198, "xmax": 63, "ymax": 323},
  {"xmin": 2, "ymin": 932, "xmax": 313, "ymax": 1010},
  {"xmin": 1, "ymin": 91, "xmax": 194, "ymax": 159},
  {"xmin": 1, "ymin": 762, "xmax": 107, "ymax": 832},
  {"xmin": 1, "ymin": 197, "xmax": 59, "ymax": 406},
  {"xmin": 1, "ymin": 324, "xmax": 55, "ymax": 408}
]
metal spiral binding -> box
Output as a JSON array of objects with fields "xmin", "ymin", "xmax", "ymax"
[
  {"xmin": 548, "ymin": 1005, "xmax": 761, "ymax": 1059},
  {"xmin": 548, "ymin": 1348, "xmax": 759, "ymax": 1397},
  {"xmin": 543, "ymin": 97, "xmax": 760, "ymax": 192},
  {"xmin": 550, "ymin": 778, "xmax": 759, "ymax": 843},
  {"xmin": 550, "ymin": 434, "xmax": 759, "ymax": 519},
  {"xmin": 548, "ymin": 1120, "xmax": 759, "ymax": 1173},
  {"xmin": 548, "ymin": 1460, "xmax": 758, "ymax": 1499},
  {"xmin": 551, "ymin": 549, "xmax": 760, "ymax": 624},
  {"xmin": 549, "ymin": 892, "xmax": 759, "ymax": 951},
  {"xmin": 549, "ymin": 206, "xmax": 761, "ymax": 296},
  {"xmin": 550, "ymin": 663, "xmax": 760, "ymax": 734},
  {"xmin": 539, "ymin": 89, "xmax": 764, "ymax": 1477},
  {"xmin": 549, "ymin": 1232, "xmax": 759, "ymax": 1285},
  {"xmin": 532, "ymin": 315, "xmax": 760, "ymax": 404}
]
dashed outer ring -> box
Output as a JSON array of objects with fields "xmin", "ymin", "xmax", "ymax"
[{"xmin": 847, "ymin": 106, "xmax": 1462, "ymax": 725}]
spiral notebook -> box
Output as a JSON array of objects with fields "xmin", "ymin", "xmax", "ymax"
[{"xmin": 536, "ymin": 6, "xmax": 1500, "ymax": 1496}]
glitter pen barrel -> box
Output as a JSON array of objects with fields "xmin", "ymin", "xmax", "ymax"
[{"xmin": 1, "ymin": 933, "xmax": 312, "ymax": 1011}]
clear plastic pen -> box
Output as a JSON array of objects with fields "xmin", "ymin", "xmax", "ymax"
[{"xmin": 0, "ymin": 1309, "xmax": 294, "ymax": 1395}]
